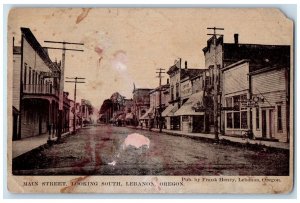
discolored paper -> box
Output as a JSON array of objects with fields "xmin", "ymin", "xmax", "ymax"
[{"xmin": 7, "ymin": 7, "xmax": 294, "ymax": 194}]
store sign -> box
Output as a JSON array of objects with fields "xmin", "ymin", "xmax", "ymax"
[
  {"xmin": 40, "ymin": 71, "xmax": 60, "ymax": 78},
  {"xmin": 240, "ymin": 96, "xmax": 264, "ymax": 108}
]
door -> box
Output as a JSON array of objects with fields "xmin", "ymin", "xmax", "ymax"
[
  {"xmin": 39, "ymin": 114, "xmax": 42, "ymax": 135},
  {"xmin": 193, "ymin": 115, "xmax": 204, "ymax": 133},
  {"xmin": 262, "ymin": 110, "xmax": 267, "ymax": 138},
  {"xmin": 269, "ymin": 109, "xmax": 275, "ymax": 139}
]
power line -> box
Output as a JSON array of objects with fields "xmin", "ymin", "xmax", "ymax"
[
  {"xmin": 156, "ymin": 68, "xmax": 165, "ymax": 133},
  {"xmin": 44, "ymin": 40, "xmax": 84, "ymax": 139},
  {"xmin": 65, "ymin": 77, "xmax": 86, "ymax": 134},
  {"xmin": 207, "ymin": 27, "xmax": 224, "ymax": 141}
]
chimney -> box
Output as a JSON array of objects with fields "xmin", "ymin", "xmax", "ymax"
[
  {"xmin": 234, "ymin": 34, "xmax": 239, "ymax": 44},
  {"xmin": 185, "ymin": 61, "xmax": 187, "ymax": 69},
  {"xmin": 167, "ymin": 79, "xmax": 169, "ymax": 84}
]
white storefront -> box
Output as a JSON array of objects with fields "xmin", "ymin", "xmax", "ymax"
[
  {"xmin": 222, "ymin": 60, "xmax": 251, "ymax": 136},
  {"xmin": 250, "ymin": 67, "xmax": 289, "ymax": 142}
]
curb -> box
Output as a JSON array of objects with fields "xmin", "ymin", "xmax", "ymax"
[{"xmin": 125, "ymin": 125, "xmax": 289, "ymax": 151}]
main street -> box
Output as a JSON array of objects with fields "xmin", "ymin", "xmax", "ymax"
[{"xmin": 13, "ymin": 125, "xmax": 289, "ymax": 176}]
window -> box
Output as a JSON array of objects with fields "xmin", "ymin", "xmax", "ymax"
[
  {"xmin": 277, "ymin": 105, "xmax": 283, "ymax": 132},
  {"xmin": 28, "ymin": 68, "xmax": 31, "ymax": 84},
  {"xmin": 32, "ymin": 70, "xmax": 35, "ymax": 84},
  {"xmin": 175, "ymin": 83, "xmax": 179, "ymax": 99},
  {"xmin": 241, "ymin": 111, "xmax": 248, "ymax": 129},
  {"xmin": 233, "ymin": 95, "xmax": 240, "ymax": 110},
  {"xmin": 35, "ymin": 72, "xmax": 38, "ymax": 85},
  {"xmin": 171, "ymin": 86, "xmax": 174, "ymax": 101},
  {"xmin": 226, "ymin": 112, "xmax": 233, "ymax": 128},
  {"xmin": 24, "ymin": 64, "xmax": 27, "ymax": 89},
  {"xmin": 225, "ymin": 94, "xmax": 248, "ymax": 129},
  {"xmin": 256, "ymin": 107, "xmax": 260, "ymax": 129},
  {"xmin": 233, "ymin": 112, "xmax": 240, "ymax": 128},
  {"xmin": 226, "ymin": 97, "xmax": 233, "ymax": 107}
]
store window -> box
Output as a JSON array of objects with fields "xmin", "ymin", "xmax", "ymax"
[
  {"xmin": 225, "ymin": 94, "xmax": 248, "ymax": 129},
  {"xmin": 226, "ymin": 112, "xmax": 233, "ymax": 128}
]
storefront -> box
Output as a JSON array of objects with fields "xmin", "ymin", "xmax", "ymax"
[
  {"xmin": 250, "ymin": 67, "xmax": 289, "ymax": 142},
  {"xmin": 139, "ymin": 107, "xmax": 154, "ymax": 128},
  {"xmin": 224, "ymin": 93, "xmax": 250, "ymax": 136},
  {"xmin": 174, "ymin": 91, "xmax": 205, "ymax": 133},
  {"xmin": 222, "ymin": 60, "xmax": 250, "ymax": 137},
  {"xmin": 162, "ymin": 103, "xmax": 180, "ymax": 130}
]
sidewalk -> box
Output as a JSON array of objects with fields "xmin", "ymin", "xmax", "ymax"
[
  {"xmin": 12, "ymin": 131, "xmax": 70, "ymax": 159},
  {"xmin": 127, "ymin": 126, "xmax": 290, "ymax": 150}
]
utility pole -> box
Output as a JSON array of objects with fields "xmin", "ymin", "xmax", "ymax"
[
  {"xmin": 207, "ymin": 27, "xmax": 224, "ymax": 141},
  {"xmin": 43, "ymin": 40, "xmax": 84, "ymax": 139},
  {"xmin": 65, "ymin": 77, "xmax": 86, "ymax": 134},
  {"xmin": 156, "ymin": 68, "xmax": 165, "ymax": 133}
]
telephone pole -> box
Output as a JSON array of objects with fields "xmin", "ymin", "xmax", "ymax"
[
  {"xmin": 207, "ymin": 27, "xmax": 224, "ymax": 141},
  {"xmin": 65, "ymin": 77, "xmax": 86, "ymax": 134},
  {"xmin": 156, "ymin": 68, "xmax": 165, "ymax": 133},
  {"xmin": 43, "ymin": 40, "xmax": 84, "ymax": 138}
]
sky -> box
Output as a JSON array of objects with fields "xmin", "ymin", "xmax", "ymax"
[{"xmin": 8, "ymin": 8, "xmax": 293, "ymax": 110}]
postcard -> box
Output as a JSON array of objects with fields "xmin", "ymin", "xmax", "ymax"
[{"xmin": 7, "ymin": 7, "xmax": 293, "ymax": 193}]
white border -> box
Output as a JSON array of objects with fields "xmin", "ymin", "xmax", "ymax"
[{"xmin": 1, "ymin": 1, "xmax": 299, "ymax": 201}]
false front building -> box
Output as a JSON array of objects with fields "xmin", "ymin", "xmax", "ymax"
[{"xmin": 206, "ymin": 34, "xmax": 291, "ymax": 142}]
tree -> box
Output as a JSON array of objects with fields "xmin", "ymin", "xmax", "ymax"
[{"xmin": 99, "ymin": 99, "xmax": 113, "ymax": 114}]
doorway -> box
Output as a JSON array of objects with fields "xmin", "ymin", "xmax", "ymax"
[
  {"xmin": 262, "ymin": 110, "xmax": 267, "ymax": 138},
  {"xmin": 269, "ymin": 109, "xmax": 275, "ymax": 139},
  {"xmin": 193, "ymin": 115, "xmax": 204, "ymax": 133}
]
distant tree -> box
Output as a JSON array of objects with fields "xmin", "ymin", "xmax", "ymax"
[
  {"xmin": 99, "ymin": 99, "xmax": 113, "ymax": 114},
  {"xmin": 82, "ymin": 99, "xmax": 94, "ymax": 115}
]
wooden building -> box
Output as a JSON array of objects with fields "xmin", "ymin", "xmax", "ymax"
[{"xmin": 12, "ymin": 27, "xmax": 70, "ymax": 140}]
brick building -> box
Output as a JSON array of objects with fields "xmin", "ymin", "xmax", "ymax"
[{"xmin": 163, "ymin": 59, "xmax": 206, "ymax": 131}]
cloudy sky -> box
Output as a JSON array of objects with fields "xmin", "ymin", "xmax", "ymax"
[{"xmin": 8, "ymin": 8, "xmax": 293, "ymax": 109}]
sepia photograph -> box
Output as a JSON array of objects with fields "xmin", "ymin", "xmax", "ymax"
[{"xmin": 6, "ymin": 7, "xmax": 294, "ymax": 193}]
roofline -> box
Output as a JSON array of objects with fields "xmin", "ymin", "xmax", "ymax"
[
  {"xmin": 223, "ymin": 42, "xmax": 290, "ymax": 47},
  {"xmin": 221, "ymin": 59, "xmax": 250, "ymax": 72},
  {"xmin": 21, "ymin": 27, "xmax": 59, "ymax": 72},
  {"xmin": 133, "ymin": 88, "xmax": 154, "ymax": 93},
  {"xmin": 249, "ymin": 65, "xmax": 287, "ymax": 76},
  {"xmin": 149, "ymin": 84, "xmax": 170, "ymax": 93}
]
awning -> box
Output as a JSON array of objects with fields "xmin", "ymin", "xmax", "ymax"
[
  {"xmin": 139, "ymin": 107, "xmax": 154, "ymax": 120},
  {"xmin": 125, "ymin": 112, "xmax": 134, "ymax": 120},
  {"xmin": 174, "ymin": 91, "xmax": 205, "ymax": 116},
  {"xmin": 162, "ymin": 103, "xmax": 179, "ymax": 117}
]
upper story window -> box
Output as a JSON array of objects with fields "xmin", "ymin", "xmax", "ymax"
[
  {"xmin": 24, "ymin": 64, "xmax": 27, "ymax": 86},
  {"xmin": 28, "ymin": 67, "xmax": 32, "ymax": 84},
  {"xmin": 175, "ymin": 83, "xmax": 179, "ymax": 99},
  {"xmin": 171, "ymin": 86, "xmax": 174, "ymax": 101}
]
